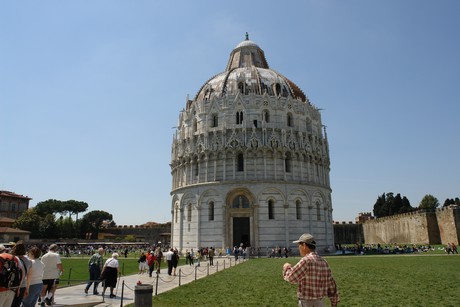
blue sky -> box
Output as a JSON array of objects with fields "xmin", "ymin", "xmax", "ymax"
[{"xmin": 1, "ymin": 1, "xmax": 459, "ymax": 225}]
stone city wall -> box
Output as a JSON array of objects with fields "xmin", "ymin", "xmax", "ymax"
[
  {"xmin": 436, "ymin": 207, "xmax": 460, "ymax": 245},
  {"xmin": 104, "ymin": 223, "xmax": 171, "ymax": 245},
  {"xmin": 362, "ymin": 211, "xmax": 441, "ymax": 244},
  {"xmin": 333, "ymin": 222, "xmax": 364, "ymax": 245}
]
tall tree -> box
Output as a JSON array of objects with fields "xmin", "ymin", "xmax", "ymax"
[
  {"xmin": 80, "ymin": 210, "xmax": 113, "ymax": 240},
  {"xmin": 373, "ymin": 193, "xmax": 386, "ymax": 218},
  {"xmin": 39, "ymin": 214, "xmax": 58, "ymax": 239},
  {"xmin": 57, "ymin": 216, "xmax": 75, "ymax": 238},
  {"xmin": 390, "ymin": 193, "xmax": 403, "ymax": 216},
  {"xmin": 419, "ymin": 194, "xmax": 439, "ymax": 210},
  {"xmin": 34, "ymin": 199, "xmax": 62, "ymax": 216},
  {"xmin": 443, "ymin": 198, "xmax": 454, "ymax": 207},
  {"xmin": 64, "ymin": 200, "xmax": 88, "ymax": 220},
  {"xmin": 400, "ymin": 196, "xmax": 414, "ymax": 213},
  {"xmin": 13, "ymin": 209, "xmax": 41, "ymax": 238}
]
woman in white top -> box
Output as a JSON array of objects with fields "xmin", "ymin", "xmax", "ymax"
[
  {"xmin": 21, "ymin": 246, "xmax": 44, "ymax": 307},
  {"xmin": 100, "ymin": 253, "xmax": 119, "ymax": 298}
]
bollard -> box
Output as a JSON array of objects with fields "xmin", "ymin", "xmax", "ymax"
[
  {"xmin": 67, "ymin": 268, "xmax": 72, "ymax": 285},
  {"xmin": 134, "ymin": 284, "xmax": 153, "ymax": 307}
]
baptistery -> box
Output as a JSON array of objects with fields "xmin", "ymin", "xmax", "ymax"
[{"xmin": 170, "ymin": 34, "xmax": 334, "ymax": 253}]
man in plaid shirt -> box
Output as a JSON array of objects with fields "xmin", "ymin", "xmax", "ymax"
[{"xmin": 283, "ymin": 234, "xmax": 339, "ymax": 307}]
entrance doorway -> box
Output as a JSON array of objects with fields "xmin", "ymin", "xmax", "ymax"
[{"xmin": 233, "ymin": 217, "xmax": 250, "ymax": 247}]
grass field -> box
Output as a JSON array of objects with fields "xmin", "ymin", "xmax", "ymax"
[
  {"xmin": 59, "ymin": 252, "xmax": 460, "ymax": 306},
  {"xmin": 59, "ymin": 256, "xmax": 188, "ymax": 285},
  {"xmin": 147, "ymin": 254, "xmax": 460, "ymax": 307}
]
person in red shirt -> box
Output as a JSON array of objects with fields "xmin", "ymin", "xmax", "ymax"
[
  {"xmin": 283, "ymin": 234, "xmax": 339, "ymax": 307},
  {"xmin": 0, "ymin": 244, "xmax": 23, "ymax": 307}
]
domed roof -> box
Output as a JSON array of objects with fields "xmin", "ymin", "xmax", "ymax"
[
  {"xmin": 193, "ymin": 34, "xmax": 307, "ymax": 105},
  {"xmin": 235, "ymin": 38, "xmax": 259, "ymax": 49}
]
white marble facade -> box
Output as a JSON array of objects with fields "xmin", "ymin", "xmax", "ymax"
[{"xmin": 170, "ymin": 35, "xmax": 335, "ymax": 254}]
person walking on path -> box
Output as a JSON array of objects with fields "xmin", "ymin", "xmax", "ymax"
[
  {"xmin": 137, "ymin": 252, "xmax": 148, "ymax": 274},
  {"xmin": 155, "ymin": 248, "xmax": 163, "ymax": 274},
  {"xmin": 100, "ymin": 252, "xmax": 120, "ymax": 298},
  {"xmin": 147, "ymin": 251, "xmax": 156, "ymax": 277},
  {"xmin": 40, "ymin": 244, "xmax": 64, "ymax": 306},
  {"xmin": 21, "ymin": 246, "xmax": 44, "ymax": 307},
  {"xmin": 165, "ymin": 248, "xmax": 174, "ymax": 276},
  {"xmin": 11, "ymin": 242, "xmax": 32, "ymax": 307},
  {"xmin": 171, "ymin": 248, "xmax": 179, "ymax": 276},
  {"xmin": 208, "ymin": 247, "xmax": 215, "ymax": 266},
  {"xmin": 84, "ymin": 247, "xmax": 104, "ymax": 295},
  {"xmin": 0, "ymin": 244, "xmax": 22, "ymax": 307},
  {"xmin": 283, "ymin": 233, "xmax": 339, "ymax": 307}
]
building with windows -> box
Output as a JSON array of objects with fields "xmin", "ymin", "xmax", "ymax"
[
  {"xmin": 0, "ymin": 190, "xmax": 31, "ymax": 219},
  {"xmin": 170, "ymin": 34, "xmax": 334, "ymax": 253}
]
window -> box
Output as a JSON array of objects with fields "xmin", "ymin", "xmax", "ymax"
[
  {"xmin": 236, "ymin": 111, "xmax": 244, "ymax": 125},
  {"xmin": 211, "ymin": 114, "xmax": 218, "ymax": 127},
  {"xmin": 316, "ymin": 202, "xmax": 321, "ymax": 221},
  {"xmin": 275, "ymin": 83, "xmax": 281, "ymax": 96},
  {"xmin": 253, "ymin": 120, "xmax": 258, "ymax": 128},
  {"xmin": 263, "ymin": 110, "xmax": 270, "ymax": 123},
  {"xmin": 232, "ymin": 195, "xmax": 249, "ymax": 208},
  {"xmin": 306, "ymin": 118, "xmax": 312, "ymax": 133},
  {"xmin": 268, "ymin": 200, "xmax": 275, "ymax": 219},
  {"xmin": 285, "ymin": 153, "xmax": 292, "ymax": 173},
  {"xmin": 193, "ymin": 119, "xmax": 198, "ymax": 132},
  {"xmin": 208, "ymin": 202, "xmax": 214, "ymax": 221},
  {"xmin": 238, "ymin": 82, "xmax": 245, "ymax": 94},
  {"xmin": 296, "ymin": 200, "xmax": 301, "ymax": 220},
  {"xmin": 287, "ymin": 113, "xmax": 293, "ymax": 127},
  {"xmin": 237, "ymin": 153, "xmax": 244, "ymax": 171},
  {"xmin": 175, "ymin": 208, "xmax": 178, "ymax": 223},
  {"xmin": 194, "ymin": 159, "xmax": 199, "ymax": 176},
  {"xmin": 187, "ymin": 204, "xmax": 192, "ymax": 222}
]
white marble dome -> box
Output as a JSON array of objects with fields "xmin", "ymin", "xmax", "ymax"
[
  {"xmin": 194, "ymin": 35, "xmax": 306, "ymax": 103},
  {"xmin": 170, "ymin": 34, "xmax": 335, "ymax": 255}
]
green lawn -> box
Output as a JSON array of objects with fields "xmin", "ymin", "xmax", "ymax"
[
  {"xmin": 147, "ymin": 254, "xmax": 460, "ymax": 307},
  {"xmin": 60, "ymin": 256, "xmax": 188, "ymax": 286},
  {"xmin": 59, "ymin": 252, "xmax": 460, "ymax": 306}
]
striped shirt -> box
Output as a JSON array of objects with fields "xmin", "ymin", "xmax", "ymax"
[{"xmin": 283, "ymin": 252, "xmax": 339, "ymax": 307}]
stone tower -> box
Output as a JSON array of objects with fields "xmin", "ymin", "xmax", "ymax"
[{"xmin": 170, "ymin": 34, "xmax": 334, "ymax": 253}]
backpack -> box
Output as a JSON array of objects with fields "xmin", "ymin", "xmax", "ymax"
[{"xmin": 0, "ymin": 254, "xmax": 22, "ymax": 289}]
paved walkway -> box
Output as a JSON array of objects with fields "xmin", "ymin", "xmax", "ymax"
[{"xmin": 51, "ymin": 257, "xmax": 243, "ymax": 307}]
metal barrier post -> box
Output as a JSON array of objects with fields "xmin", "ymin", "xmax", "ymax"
[
  {"xmin": 207, "ymin": 263, "xmax": 209, "ymax": 276},
  {"xmin": 67, "ymin": 268, "xmax": 72, "ymax": 285},
  {"xmin": 155, "ymin": 272, "xmax": 159, "ymax": 295},
  {"xmin": 120, "ymin": 280, "xmax": 124, "ymax": 307},
  {"xmin": 195, "ymin": 266, "xmax": 197, "ymax": 280},
  {"xmin": 179, "ymin": 268, "xmax": 181, "ymax": 286}
]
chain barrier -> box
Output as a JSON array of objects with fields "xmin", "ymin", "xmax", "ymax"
[
  {"xmin": 122, "ymin": 282, "xmax": 135, "ymax": 291},
  {"xmin": 195, "ymin": 266, "xmax": 208, "ymax": 273},
  {"xmin": 179, "ymin": 267, "xmax": 195, "ymax": 276},
  {"xmin": 43, "ymin": 257, "xmax": 247, "ymax": 304},
  {"xmin": 157, "ymin": 274, "xmax": 177, "ymax": 283}
]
